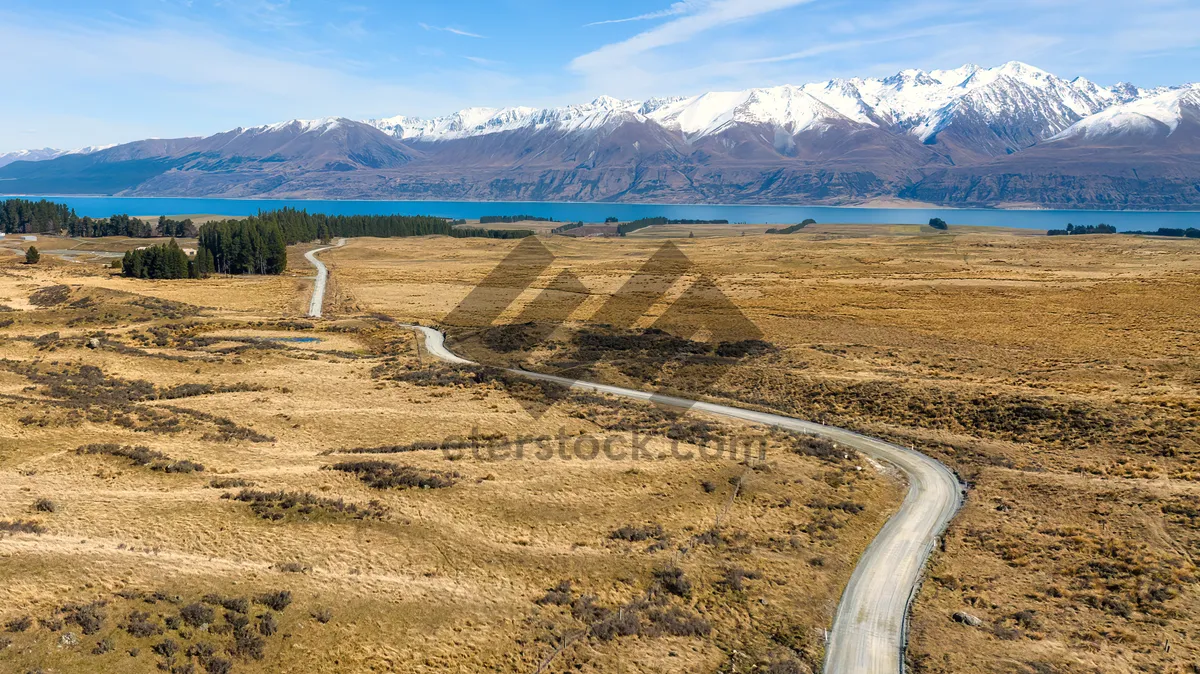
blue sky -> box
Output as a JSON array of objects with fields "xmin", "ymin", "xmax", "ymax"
[{"xmin": 2, "ymin": 0, "xmax": 1199, "ymax": 152}]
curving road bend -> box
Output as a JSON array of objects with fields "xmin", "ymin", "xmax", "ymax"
[
  {"xmin": 409, "ymin": 324, "xmax": 962, "ymax": 674},
  {"xmin": 304, "ymin": 246, "xmax": 963, "ymax": 674},
  {"xmin": 304, "ymin": 239, "xmax": 345, "ymax": 318}
]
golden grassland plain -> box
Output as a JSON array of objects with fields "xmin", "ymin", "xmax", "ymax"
[
  {"xmin": 0, "ymin": 233, "xmax": 900, "ymax": 674},
  {"xmin": 322, "ymin": 227, "xmax": 1200, "ymax": 673}
]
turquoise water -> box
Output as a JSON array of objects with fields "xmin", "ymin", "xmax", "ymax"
[{"xmin": 6, "ymin": 195, "xmax": 1200, "ymax": 232}]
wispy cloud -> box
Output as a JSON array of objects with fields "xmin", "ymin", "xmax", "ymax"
[
  {"xmin": 572, "ymin": 0, "xmax": 814, "ymax": 73},
  {"xmin": 464, "ymin": 55, "xmax": 504, "ymax": 67},
  {"xmin": 419, "ymin": 22, "xmax": 485, "ymax": 38},
  {"xmin": 584, "ymin": 1, "xmax": 705, "ymax": 27}
]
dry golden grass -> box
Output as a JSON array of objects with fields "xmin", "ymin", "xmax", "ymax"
[
  {"xmin": 323, "ymin": 228, "xmax": 1200, "ymax": 673},
  {"xmin": 0, "ymin": 234, "xmax": 903, "ymax": 673}
]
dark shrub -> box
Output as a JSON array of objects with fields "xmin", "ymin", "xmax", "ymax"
[
  {"xmin": 535, "ymin": 581, "xmax": 573, "ymax": 606},
  {"xmin": 33, "ymin": 499, "xmax": 57, "ymax": 513},
  {"xmin": 645, "ymin": 606, "xmax": 711, "ymax": 637},
  {"xmin": 254, "ymin": 590, "xmax": 292, "ymax": 612},
  {"xmin": 589, "ymin": 609, "xmax": 641, "ymax": 641},
  {"xmin": 152, "ymin": 638, "xmax": 180, "ymax": 658},
  {"xmin": 66, "ymin": 602, "xmax": 105, "ymax": 635},
  {"xmin": 328, "ymin": 460, "xmax": 457, "ymax": 490},
  {"xmin": 123, "ymin": 610, "xmax": 162, "ymax": 638},
  {"xmin": 5, "ymin": 616, "xmax": 32, "ymax": 632},
  {"xmin": 186, "ymin": 642, "xmax": 215, "ymax": 659},
  {"xmin": 257, "ymin": 612, "xmax": 278, "ymax": 637},
  {"xmin": 652, "ymin": 565, "xmax": 692, "ymax": 599},
  {"xmin": 0, "ymin": 520, "xmax": 46, "ymax": 535},
  {"xmin": 203, "ymin": 656, "xmax": 233, "ymax": 674},
  {"xmin": 311, "ymin": 608, "xmax": 332, "ymax": 624},
  {"xmin": 231, "ymin": 627, "xmax": 265, "ymax": 660},
  {"xmin": 180, "ymin": 603, "xmax": 215, "ymax": 628}
]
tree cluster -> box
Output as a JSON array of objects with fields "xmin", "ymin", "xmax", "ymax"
[
  {"xmin": 1126, "ymin": 227, "xmax": 1200, "ymax": 238},
  {"xmin": 551, "ymin": 221, "xmax": 586, "ymax": 234},
  {"xmin": 1, "ymin": 199, "xmax": 78, "ymax": 234},
  {"xmin": 157, "ymin": 216, "xmax": 197, "ymax": 238},
  {"xmin": 67, "ymin": 214, "xmax": 154, "ymax": 238},
  {"xmin": 479, "ymin": 214, "xmax": 555, "ymax": 224},
  {"xmin": 928, "ymin": 218, "xmax": 949, "ymax": 230},
  {"xmin": 121, "ymin": 239, "xmax": 202, "ymax": 279},
  {"xmin": 197, "ymin": 220, "xmax": 288, "ymax": 276},
  {"xmin": 766, "ymin": 218, "xmax": 816, "ymax": 234},
  {"xmin": 199, "ymin": 208, "xmax": 530, "ymax": 249},
  {"xmin": 1047, "ymin": 223, "xmax": 1117, "ymax": 236}
]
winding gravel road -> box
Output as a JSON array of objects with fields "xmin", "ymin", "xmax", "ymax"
[
  {"xmin": 306, "ymin": 246, "xmax": 963, "ymax": 674},
  {"xmin": 304, "ymin": 239, "xmax": 344, "ymax": 318}
]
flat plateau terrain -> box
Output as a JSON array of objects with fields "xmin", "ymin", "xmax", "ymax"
[{"xmin": 2, "ymin": 225, "xmax": 1198, "ymax": 673}]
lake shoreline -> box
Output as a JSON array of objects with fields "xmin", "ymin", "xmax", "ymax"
[{"xmin": 4, "ymin": 195, "xmax": 1200, "ymax": 232}]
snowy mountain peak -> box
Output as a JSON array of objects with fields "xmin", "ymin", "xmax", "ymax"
[{"xmin": 1051, "ymin": 84, "xmax": 1200, "ymax": 142}]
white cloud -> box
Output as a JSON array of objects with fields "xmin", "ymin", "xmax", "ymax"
[
  {"xmin": 418, "ymin": 22, "xmax": 485, "ymax": 38},
  {"xmin": 583, "ymin": 1, "xmax": 705, "ymax": 27},
  {"xmin": 0, "ymin": 12, "xmax": 510, "ymax": 151},
  {"xmin": 570, "ymin": 0, "xmax": 816, "ymax": 93},
  {"xmin": 464, "ymin": 55, "xmax": 504, "ymax": 67}
]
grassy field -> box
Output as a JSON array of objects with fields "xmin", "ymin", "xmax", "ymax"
[
  {"xmin": 322, "ymin": 227, "xmax": 1200, "ymax": 673},
  {"xmin": 0, "ymin": 232, "xmax": 905, "ymax": 673}
]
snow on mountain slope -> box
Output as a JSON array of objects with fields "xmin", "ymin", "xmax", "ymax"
[
  {"xmin": 366, "ymin": 62, "xmax": 1146, "ymax": 151},
  {"xmin": 647, "ymin": 86, "xmax": 860, "ymax": 138},
  {"xmin": 1050, "ymin": 85, "xmax": 1200, "ymax": 142},
  {"xmin": 0, "ymin": 144, "xmax": 116, "ymax": 169}
]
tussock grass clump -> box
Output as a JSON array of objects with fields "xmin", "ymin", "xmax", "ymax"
[
  {"xmin": 92, "ymin": 637, "xmax": 114, "ymax": 655},
  {"xmin": 610, "ymin": 523, "xmax": 665, "ymax": 542},
  {"xmin": 227, "ymin": 489, "xmax": 387, "ymax": 521},
  {"xmin": 273, "ymin": 562, "xmax": 310, "ymax": 574},
  {"xmin": 717, "ymin": 567, "xmax": 762, "ymax": 592},
  {"xmin": 0, "ymin": 519, "xmax": 46, "ymax": 536},
  {"xmin": 32, "ymin": 498, "xmax": 57, "ymax": 513},
  {"xmin": 327, "ymin": 460, "xmax": 458, "ymax": 490},
  {"xmin": 76, "ymin": 444, "xmax": 205, "ymax": 474},
  {"xmin": 809, "ymin": 499, "xmax": 866, "ymax": 515},
  {"xmin": 208, "ymin": 477, "xmax": 254, "ymax": 489}
]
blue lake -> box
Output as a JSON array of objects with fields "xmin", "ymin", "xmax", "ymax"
[{"xmin": 6, "ymin": 195, "xmax": 1200, "ymax": 232}]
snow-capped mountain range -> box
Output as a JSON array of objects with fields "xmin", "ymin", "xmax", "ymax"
[
  {"xmin": 2, "ymin": 62, "xmax": 1198, "ymax": 208},
  {"xmin": 363, "ymin": 62, "xmax": 1181, "ymax": 150}
]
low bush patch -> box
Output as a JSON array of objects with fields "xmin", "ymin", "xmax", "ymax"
[
  {"xmin": 226, "ymin": 488, "xmax": 387, "ymax": 521},
  {"xmin": 327, "ymin": 460, "xmax": 458, "ymax": 490},
  {"xmin": 76, "ymin": 444, "xmax": 205, "ymax": 474}
]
